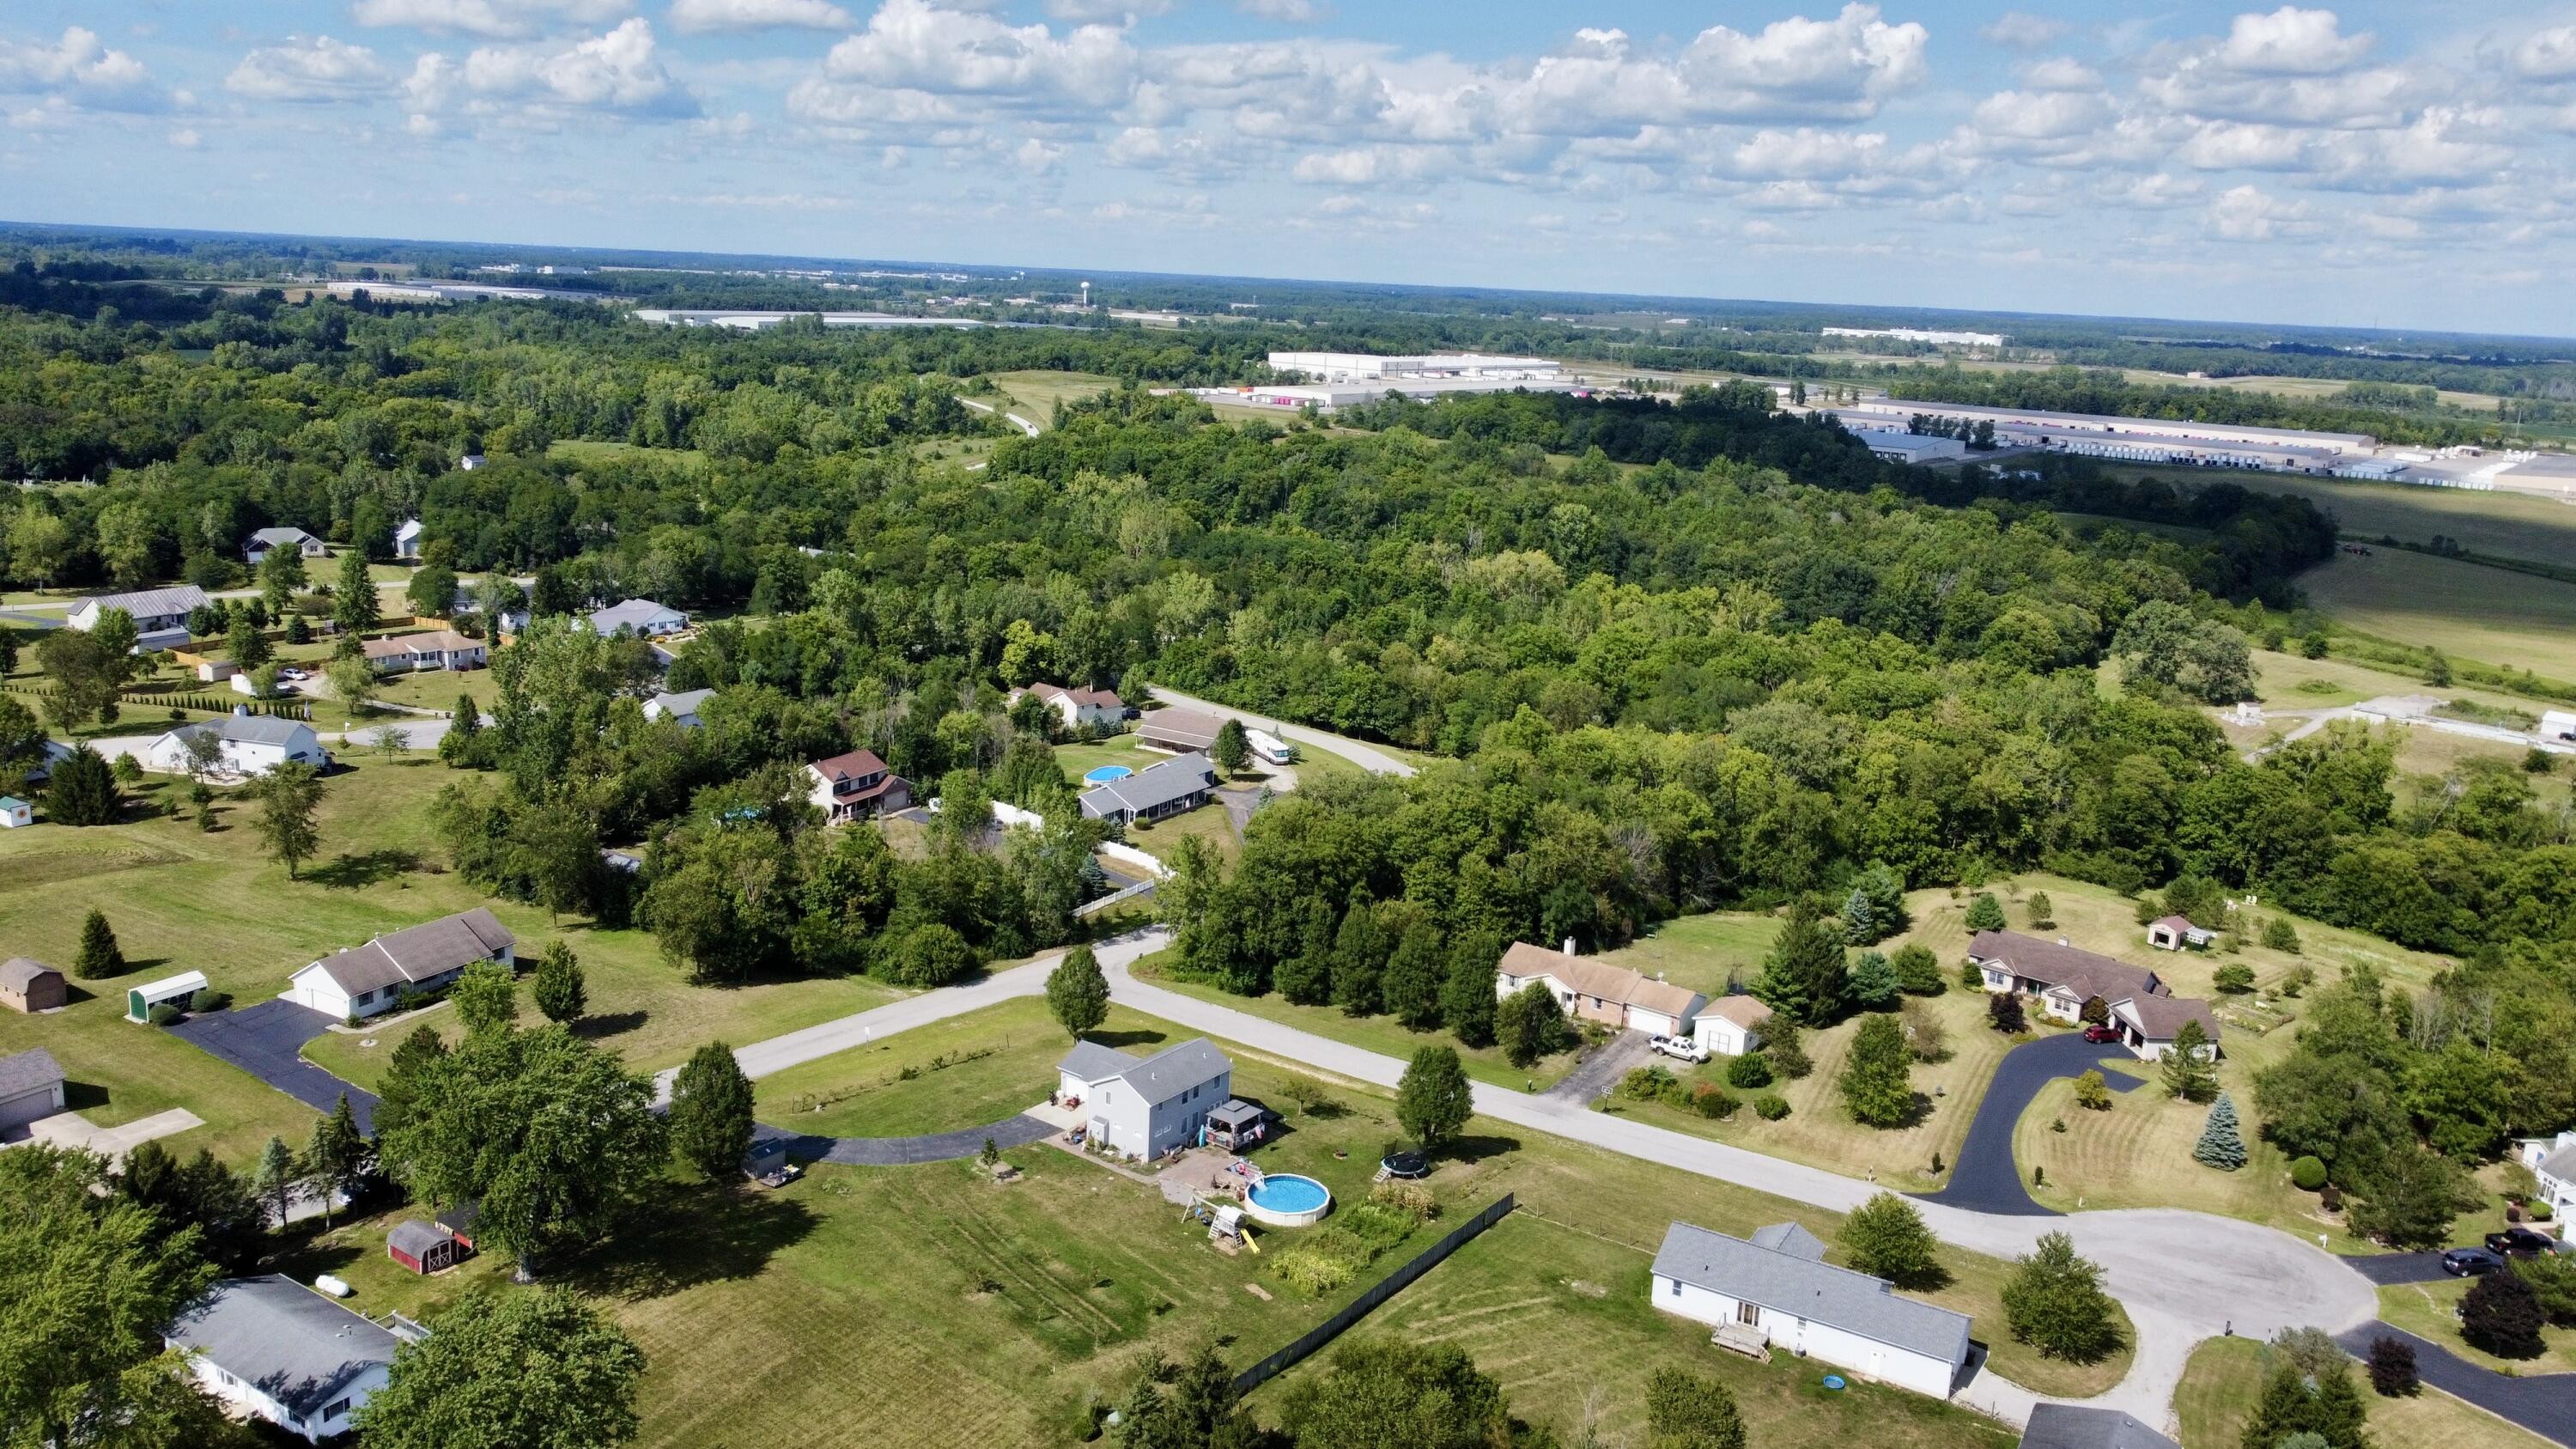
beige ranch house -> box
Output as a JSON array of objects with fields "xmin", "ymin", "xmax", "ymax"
[
  {"xmin": 1493, "ymin": 940, "xmax": 1706, "ymax": 1041},
  {"xmin": 1968, "ymin": 930, "xmax": 2221, "ymax": 1062}
]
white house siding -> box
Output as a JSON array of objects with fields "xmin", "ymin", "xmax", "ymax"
[
  {"xmin": 1693, "ymin": 1016, "xmax": 1759, "ymax": 1057},
  {"xmin": 1649, "ymin": 1274, "xmax": 1959, "ymax": 1399},
  {"xmin": 1626, "ymin": 1006, "xmax": 1690, "ymax": 1038},
  {"xmin": 1086, "ymin": 1070, "xmax": 1232, "ymax": 1160},
  {"xmin": 0, "ymin": 1081, "xmax": 64, "ymax": 1132},
  {"xmin": 184, "ymin": 1357, "xmax": 386, "ymax": 1444}
]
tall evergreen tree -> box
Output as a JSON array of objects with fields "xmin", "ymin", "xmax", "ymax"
[
  {"xmin": 2162, "ymin": 1019, "xmax": 2219, "ymax": 1100},
  {"xmin": 1847, "ymin": 950, "xmax": 1901, "ymax": 1010},
  {"xmin": 1394, "ymin": 1045, "xmax": 1472, "ymax": 1154},
  {"xmin": 305, "ymin": 1093, "xmax": 371, "ymax": 1227},
  {"xmin": 332, "ymin": 547, "xmax": 380, "ymax": 636},
  {"xmin": 71, "ymin": 907, "xmax": 123, "ymax": 980},
  {"xmin": 2194, "ymin": 1092, "xmax": 2248, "ymax": 1170},
  {"xmin": 1964, "ymin": 892, "xmax": 2008, "ymax": 932},
  {"xmin": 532, "ymin": 940, "xmax": 588, "ymax": 1025},
  {"xmin": 1439, "ymin": 934, "xmax": 1500, "ymax": 1048},
  {"xmin": 43, "ymin": 743, "xmax": 118, "ymax": 825},
  {"xmin": 1839, "ymin": 1014, "xmax": 1915, "ymax": 1127},
  {"xmin": 1274, "ymin": 896, "xmax": 1336, "ymax": 1006},
  {"xmin": 252, "ymin": 1135, "xmax": 301, "ymax": 1227},
  {"xmin": 1751, "ymin": 905, "xmax": 1849, "ymax": 1026},
  {"xmin": 1380, "ymin": 920, "xmax": 1447, "ymax": 1030}
]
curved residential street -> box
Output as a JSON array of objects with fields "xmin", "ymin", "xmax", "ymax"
[{"xmin": 1145, "ymin": 685, "xmax": 1419, "ymax": 777}]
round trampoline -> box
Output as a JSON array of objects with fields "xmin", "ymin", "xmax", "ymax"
[
  {"xmin": 1083, "ymin": 764, "xmax": 1133, "ymax": 784},
  {"xmin": 1244, "ymin": 1173, "xmax": 1333, "ymax": 1228}
]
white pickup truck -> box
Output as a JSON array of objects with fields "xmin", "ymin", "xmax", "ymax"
[{"xmin": 1649, "ymin": 1034, "xmax": 1708, "ymax": 1064}]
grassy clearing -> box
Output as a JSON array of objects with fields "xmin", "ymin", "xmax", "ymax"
[
  {"xmin": 751, "ymin": 997, "xmax": 1177, "ymax": 1137},
  {"xmin": 2298, "ymin": 548, "xmax": 2576, "ymax": 679},
  {"xmin": 367, "ymin": 665, "xmax": 498, "ymax": 714},
  {"xmin": 985, "ymin": 370, "xmax": 1118, "ymax": 429},
  {"xmin": 1121, "ymin": 799, "xmax": 1242, "ymax": 865},
  {"xmin": 547, "ymin": 438, "xmax": 707, "ymax": 469},
  {"xmin": 0, "ymin": 755, "xmax": 903, "ymax": 1166},
  {"xmin": 1594, "ymin": 911, "xmax": 1780, "ymax": 999},
  {"xmin": 2388, "ymin": 728, "xmax": 2573, "ymax": 814},
  {"xmin": 2174, "ymin": 1334, "xmax": 2553, "ymax": 1449},
  {"xmin": 2234, "ymin": 647, "xmax": 2545, "ymax": 720},
  {"xmin": 2378, "ymin": 1278, "xmax": 2576, "ymax": 1375}
]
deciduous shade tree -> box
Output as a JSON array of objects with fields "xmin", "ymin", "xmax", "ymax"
[
  {"xmin": 1045, "ymin": 944, "xmax": 1110, "ymax": 1039},
  {"xmin": 451, "ymin": 959, "xmax": 519, "ymax": 1036},
  {"xmin": 2518, "ymin": 1251, "xmax": 2576, "ymax": 1329},
  {"xmin": 2161, "ymin": 1020, "xmax": 2218, "ymax": 1101},
  {"xmin": 0, "ymin": 1145, "xmax": 248, "ymax": 1449},
  {"xmin": 1496, "ymin": 982, "xmax": 1570, "ymax": 1069},
  {"xmin": 304, "ymin": 1093, "xmax": 371, "ymax": 1227},
  {"xmin": 1643, "ymin": 1365, "xmax": 1747, "ymax": 1449},
  {"xmin": 887, "ymin": 922, "xmax": 978, "ymax": 988},
  {"xmin": 353, "ymin": 1288, "xmax": 646, "ymax": 1449},
  {"xmin": 1381, "ymin": 920, "xmax": 1448, "ymax": 1031},
  {"xmin": 2366, "ymin": 1336, "xmax": 2418, "ymax": 1397},
  {"xmin": 44, "ymin": 743, "xmax": 118, "ymax": 826},
  {"xmin": 2462, "ymin": 1264, "xmax": 2548, "ymax": 1359},
  {"xmin": 331, "ymin": 548, "xmax": 380, "ymax": 636},
  {"xmin": 532, "ymin": 940, "xmax": 587, "ymax": 1025},
  {"xmin": 2072, "ymin": 1069, "xmax": 2113, "ymax": 1111},
  {"xmin": 1396, "ymin": 1046, "xmax": 1472, "ymax": 1154},
  {"xmin": 1331, "ymin": 889, "xmax": 1386, "ymax": 1017},
  {"xmin": 668, "ymin": 1042, "xmax": 756, "ymax": 1184},
  {"xmin": 34, "ymin": 628, "xmax": 131, "ymax": 728},
  {"xmin": 1212, "ymin": 718, "xmax": 1250, "ymax": 776},
  {"xmin": 2026, "ymin": 891, "xmax": 2055, "ymax": 928},
  {"xmin": 116, "ymin": 1139, "xmax": 265, "ymax": 1272},
  {"xmin": 1837, "ymin": 1191, "xmax": 1947, "ymax": 1289},
  {"xmin": 2001, "ymin": 1231, "xmax": 2123, "ymax": 1362},
  {"xmin": 246, "ymin": 759, "xmax": 325, "ymax": 878},
  {"xmin": 2345, "ymin": 1146, "xmax": 2476, "ymax": 1251},
  {"xmin": 1988, "ymin": 991, "xmax": 2028, "ymax": 1035},
  {"xmin": 370, "ymin": 1026, "xmax": 449, "ymax": 1143},
  {"xmin": 71, "ymin": 908, "xmax": 123, "ymax": 980},
  {"xmin": 2112, "ymin": 599, "xmax": 2256, "ymax": 703},
  {"xmin": 374, "ymin": 1025, "xmax": 665, "ymax": 1277},
  {"xmin": 1838, "ymin": 1014, "xmax": 1915, "ymax": 1128},
  {"xmin": 2239, "ymin": 1356, "xmax": 2370, "ymax": 1449},
  {"xmin": 1273, "ymin": 1338, "xmax": 1543, "ymax": 1449},
  {"xmin": 2193, "ymin": 1093, "xmax": 2248, "ymax": 1171},
  {"xmin": 1751, "ymin": 905, "xmax": 1850, "ymax": 1026},
  {"xmin": 252, "ymin": 1135, "xmax": 301, "ymax": 1228}
]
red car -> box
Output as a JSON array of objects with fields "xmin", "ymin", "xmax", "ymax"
[{"xmin": 2081, "ymin": 1025, "xmax": 2122, "ymax": 1044}]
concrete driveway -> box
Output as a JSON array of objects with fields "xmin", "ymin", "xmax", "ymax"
[
  {"xmin": 166, "ymin": 999, "xmax": 378, "ymax": 1132},
  {"xmin": 1920, "ymin": 1029, "xmax": 2148, "ymax": 1216}
]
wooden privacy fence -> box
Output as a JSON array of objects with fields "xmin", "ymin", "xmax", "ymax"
[{"xmin": 1231, "ymin": 1193, "xmax": 1516, "ymax": 1398}]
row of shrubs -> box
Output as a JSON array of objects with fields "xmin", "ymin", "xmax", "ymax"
[
  {"xmin": 1267, "ymin": 1180, "xmax": 1443, "ymax": 1296},
  {"xmin": 1618, "ymin": 1064, "xmax": 1790, "ymax": 1123},
  {"xmin": 142, "ymin": 987, "xmax": 234, "ymax": 1026}
]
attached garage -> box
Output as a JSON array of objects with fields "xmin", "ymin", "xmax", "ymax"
[{"xmin": 0, "ymin": 1047, "xmax": 68, "ymax": 1134}]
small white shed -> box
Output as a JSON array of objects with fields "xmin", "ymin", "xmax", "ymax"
[{"xmin": 127, "ymin": 970, "xmax": 210, "ymax": 1022}]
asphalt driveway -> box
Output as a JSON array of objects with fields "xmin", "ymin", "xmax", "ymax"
[
  {"xmin": 2346, "ymin": 1251, "xmax": 2458, "ymax": 1286},
  {"xmin": 2336, "ymin": 1321, "xmax": 2576, "ymax": 1446},
  {"xmin": 1918, "ymin": 1028, "xmax": 2144, "ymax": 1216},
  {"xmin": 166, "ymin": 999, "xmax": 379, "ymax": 1133},
  {"xmin": 757, "ymin": 1112, "xmax": 1058, "ymax": 1167}
]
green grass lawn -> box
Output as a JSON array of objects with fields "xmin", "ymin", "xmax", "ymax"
[
  {"xmin": 2175, "ymin": 1334, "xmax": 2552, "ymax": 1449},
  {"xmin": 752, "ymin": 997, "xmax": 1178, "ymax": 1137},
  {"xmin": 1595, "ymin": 911, "xmax": 1780, "ymax": 999},
  {"xmin": 985, "ymin": 369, "xmax": 1117, "ymax": 429},
  {"xmin": 548, "ymin": 438, "xmax": 707, "ymax": 470},
  {"xmin": 1121, "ymin": 799, "xmax": 1242, "ymax": 865},
  {"xmin": 2298, "ymin": 547, "xmax": 2576, "ymax": 681},
  {"xmin": 2378, "ymin": 1277, "xmax": 2576, "ymax": 1375},
  {"xmin": 1052, "ymin": 733, "xmax": 1157, "ymax": 781},
  {"xmin": 368, "ymin": 665, "xmax": 497, "ymax": 714}
]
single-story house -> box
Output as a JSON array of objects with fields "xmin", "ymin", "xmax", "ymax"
[
  {"xmin": 1014, "ymin": 682, "xmax": 1126, "ymax": 731},
  {"xmin": 1650, "ymin": 1220, "xmax": 1972, "ymax": 1400},
  {"xmin": 361, "ymin": 630, "xmax": 488, "ymax": 673},
  {"xmin": 1967, "ymin": 931, "xmax": 2221, "ymax": 1062},
  {"xmin": 244, "ymin": 527, "xmax": 328, "ymax": 565},
  {"xmin": 167, "ymin": 1275, "xmax": 403, "ymax": 1443},
  {"xmin": 392, "ymin": 519, "xmax": 425, "ymax": 561},
  {"xmin": 20, "ymin": 739, "xmax": 73, "ymax": 788},
  {"xmin": 0, "ymin": 1046, "xmax": 67, "ymax": 1134},
  {"xmin": 1, "ymin": 957, "xmax": 66, "ymax": 1013},
  {"xmin": 586, "ymin": 599, "xmax": 689, "ymax": 638},
  {"xmin": 2016, "ymin": 1403, "xmax": 2181, "ymax": 1449},
  {"xmin": 644, "ymin": 687, "xmax": 714, "ymax": 728},
  {"xmin": 805, "ymin": 748, "xmax": 913, "ymax": 823},
  {"xmin": 2518, "ymin": 1130, "xmax": 2576, "ymax": 1218},
  {"xmin": 1693, "ymin": 995, "xmax": 1772, "ymax": 1057},
  {"xmin": 386, "ymin": 1221, "xmax": 465, "ymax": 1275},
  {"xmin": 0, "ymin": 795, "xmax": 28, "ymax": 829},
  {"xmin": 288, "ymin": 907, "xmax": 516, "ymax": 1021},
  {"xmin": 68, "ymin": 585, "xmax": 210, "ymax": 652},
  {"xmin": 1078, "ymin": 752, "xmax": 1218, "ymax": 827},
  {"xmin": 459, "ymin": 453, "xmax": 485, "ymax": 471},
  {"xmin": 2145, "ymin": 916, "xmax": 2217, "ymax": 952},
  {"xmin": 1135, "ymin": 707, "xmax": 1224, "ymax": 754},
  {"xmin": 145, "ymin": 713, "xmax": 330, "ymax": 779},
  {"xmin": 1056, "ymin": 1038, "xmax": 1233, "ymax": 1161},
  {"xmin": 1494, "ymin": 940, "xmax": 1706, "ymax": 1038}
]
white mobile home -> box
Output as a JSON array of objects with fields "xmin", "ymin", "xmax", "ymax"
[
  {"xmin": 1651, "ymin": 1221, "xmax": 1971, "ymax": 1399},
  {"xmin": 167, "ymin": 1276, "xmax": 404, "ymax": 1443},
  {"xmin": 1055, "ymin": 1038, "xmax": 1232, "ymax": 1161},
  {"xmin": 145, "ymin": 713, "xmax": 329, "ymax": 780}
]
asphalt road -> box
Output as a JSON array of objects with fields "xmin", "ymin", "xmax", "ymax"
[
  {"xmin": 1145, "ymin": 685, "xmax": 1418, "ymax": 777},
  {"xmin": 2336, "ymin": 1321, "xmax": 2576, "ymax": 1446}
]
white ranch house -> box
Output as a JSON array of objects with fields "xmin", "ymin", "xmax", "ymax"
[
  {"xmin": 1494, "ymin": 940, "xmax": 1705, "ymax": 1040},
  {"xmin": 1651, "ymin": 1220, "xmax": 1972, "ymax": 1400},
  {"xmin": 2518, "ymin": 1130, "xmax": 2576, "ymax": 1219},
  {"xmin": 1055, "ymin": 1038, "xmax": 1233, "ymax": 1160},
  {"xmin": 243, "ymin": 527, "xmax": 328, "ymax": 565},
  {"xmin": 167, "ymin": 1276, "xmax": 407, "ymax": 1443},
  {"xmin": 361, "ymin": 630, "xmax": 487, "ymax": 673},
  {"xmin": 645, "ymin": 688, "xmax": 714, "ymax": 728},
  {"xmin": 586, "ymin": 599, "xmax": 690, "ymax": 638},
  {"xmin": 69, "ymin": 584, "xmax": 209, "ymax": 652},
  {"xmin": 1968, "ymin": 931, "xmax": 2221, "ymax": 1062},
  {"xmin": 288, "ymin": 907, "xmax": 515, "ymax": 1020},
  {"xmin": 145, "ymin": 713, "xmax": 329, "ymax": 780}
]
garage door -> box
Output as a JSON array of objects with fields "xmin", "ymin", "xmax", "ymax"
[{"xmin": 0, "ymin": 1084, "xmax": 59, "ymax": 1132}]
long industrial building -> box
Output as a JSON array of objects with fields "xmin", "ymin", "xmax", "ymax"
[
  {"xmin": 1820, "ymin": 400, "xmax": 2373, "ymax": 472},
  {"xmin": 1266, "ymin": 351, "xmax": 1564, "ymax": 383}
]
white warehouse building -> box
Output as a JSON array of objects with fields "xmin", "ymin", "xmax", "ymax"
[{"xmin": 1267, "ymin": 351, "xmax": 1564, "ymax": 383}]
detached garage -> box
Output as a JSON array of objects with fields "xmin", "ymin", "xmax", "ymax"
[{"xmin": 0, "ymin": 1047, "xmax": 68, "ymax": 1135}]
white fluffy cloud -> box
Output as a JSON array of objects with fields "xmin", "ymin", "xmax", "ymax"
[
  {"xmin": 820, "ymin": 0, "xmax": 1135, "ymax": 110},
  {"xmin": 0, "ymin": 27, "xmax": 163, "ymax": 111},
  {"xmin": 2513, "ymin": 25, "xmax": 2576, "ymax": 82},
  {"xmin": 406, "ymin": 19, "xmax": 697, "ymax": 121},
  {"xmin": 349, "ymin": 0, "xmax": 635, "ymax": 40},
  {"xmin": 1236, "ymin": 0, "xmax": 1330, "ymax": 21},
  {"xmin": 227, "ymin": 36, "xmax": 392, "ymax": 102},
  {"xmin": 2213, "ymin": 7, "xmax": 2372, "ymax": 76},
  {"xmin": 1980, "ymin": 11, "xmax": 2068, "ymax": 50},
  {"xmin": 669, "ymin": 0, "xmax": 856, "ymax": 34}
]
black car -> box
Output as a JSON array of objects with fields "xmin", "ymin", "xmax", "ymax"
[
  {"xmin": 2485, "ymin": 1227, "xmax": 2557, "ymax": 1257},
  {"xmin": 2442, "ymin": 1246, "xmax": 2506, "ymax": 1276}
]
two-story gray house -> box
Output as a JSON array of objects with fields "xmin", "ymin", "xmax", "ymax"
[{"xmin": 1055, "ymin": 1038, "xmax": 1233, "ymax": 1161}]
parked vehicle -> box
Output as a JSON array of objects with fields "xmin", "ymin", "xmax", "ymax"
[
  {"xmin": 2442, "ymin": 1246, "xmax": 2506, "ymax": 1276},
  {"xmin": 2485, "ymin": 1227, "xmax": 2556, "ymax": 1257},
  {"xmin": 1649, "ymin": 1034, "xmax": 1709, "ymax": 1064},
  {"xmin": 2081, "ymin": 1024, "xmax": 2121, "ymax": 1044}
]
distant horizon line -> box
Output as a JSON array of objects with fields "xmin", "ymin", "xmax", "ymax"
[{"xmin": 4, "ymin": 214, "xmax": 2572, "ymax": 352}]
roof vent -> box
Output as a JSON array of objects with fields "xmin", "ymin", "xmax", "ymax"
[
  {"xmin": 1562, "ymin": 936, "xmax": 1576, "ymax": 956},
  {"xmin": 2058, "ymin": 937, "xmax": 2069, "ymax": 947}
]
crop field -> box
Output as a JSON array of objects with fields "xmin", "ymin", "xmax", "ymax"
[
  {"xmin": 2175, "ymin": 1336, "xmax": 2549, "ymax": 1449},
  {"xmin": 2297, "ymin": 547, "xmax": 2576, "ymax": 678}
]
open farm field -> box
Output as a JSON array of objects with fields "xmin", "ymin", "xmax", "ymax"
[{"xmin": 2297, "ymin": 548, "xmax": 2576, "ymax": 678}]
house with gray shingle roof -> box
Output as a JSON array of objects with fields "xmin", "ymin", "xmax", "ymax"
[
  {"xmin": 586, "ymin": 598, "xmax": 688, "ymax": 638},
  {"xmin": 68, "ymin": 584, "xmax": 210, "ymax": 650},
  {"xmin": 144, "ymin": 711, "xmax": 329, "ymax": 779},
  {"xmin": 2518, "ymin": 1129, "xmax": 2576, "ymax": 1220},
  {"xmin": 287, "ymin": 907, "xmax": 515, "ymax": 1021},
  {"xmin": 167, "ymin": 1275, "xmax": 403, "ymax": 1442},
  {"xmin": 1054, "ymin": 1037, "xmax": 1232, "ymax": 1161},
  {"xmin": 1968, "ymin": 931, "xmax": 2221, "ymax": 1063},
  {"xmin": 2017, "ymin": 1404, "xmax": 2180, "ymax": 1449},
  {"xmin": 1077, "ymin": 752, "xmax": 1218, "ymax": 827},
  {"xmin": 1650, "ymin": 1220, "xmax": 1973, "ymax": 1399},
  {"xmin": 243, "ymin": 527, "xmax": 328, "ymax": 565},
  {"xmin": 0, "ymin": 1046, "xmax": 66, "ymax": 1135}
]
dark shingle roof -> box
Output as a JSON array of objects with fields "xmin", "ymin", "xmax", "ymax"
[
  {"xmin": 1057, "ymin": 1041, "xmax": 1141, "ymax": 1082},
  {"xmin": 1652, "ymin": 1221, "xmax": 1971, "ymax": 1366},
  {"xmin": 1056, "ymin": 1038, "xmax": 1230, "ymax": 1105},
  {"xmin": 1078, "ymin": 752, "xmax": 1217, "ymax": 819},
  {"xmin": 386, "ymin": 1221, "xmax": 451, "ymax": 1258},
  {"xmin": 0, "ymin": 1047, "xmax": 64, "ymax": 1098},
  {"xmin": 2017, "ymin": 1404, "xmax": 2181, "ymax": 1449},
  {"xmin": 164, "ymin": 1276, "xmax": 400, "ymax": 1416},
  {"xmin": 304, "ymin": 908, "xmax": 513, "ymax": 997},
  {"xmin": 1968, "ymin": 932, "xmax": 2162, "ymax": 1003}
]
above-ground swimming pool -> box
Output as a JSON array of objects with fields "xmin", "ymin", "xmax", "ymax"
[
  {"xmin": 1243, "ymin": 1172, "xmax": 1333, "ymax": 1228},
  {"xmin": 1083, "ymin": 764, "xmax": 1133, "ymax": 784}
]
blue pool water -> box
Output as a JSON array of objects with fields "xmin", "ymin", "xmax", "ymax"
[
  {"xmin": 1083, "ymin": 765, "xmax": 1133, "ymax": 784},
  {"xmin": 1248, "ymin": 1174, "xmax": 1329, "ymax": 1214}
]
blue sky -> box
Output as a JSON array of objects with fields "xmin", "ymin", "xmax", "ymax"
[{"xmin": 1, "ymin": 2, "xmax": 2567, "ymax": 336}]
